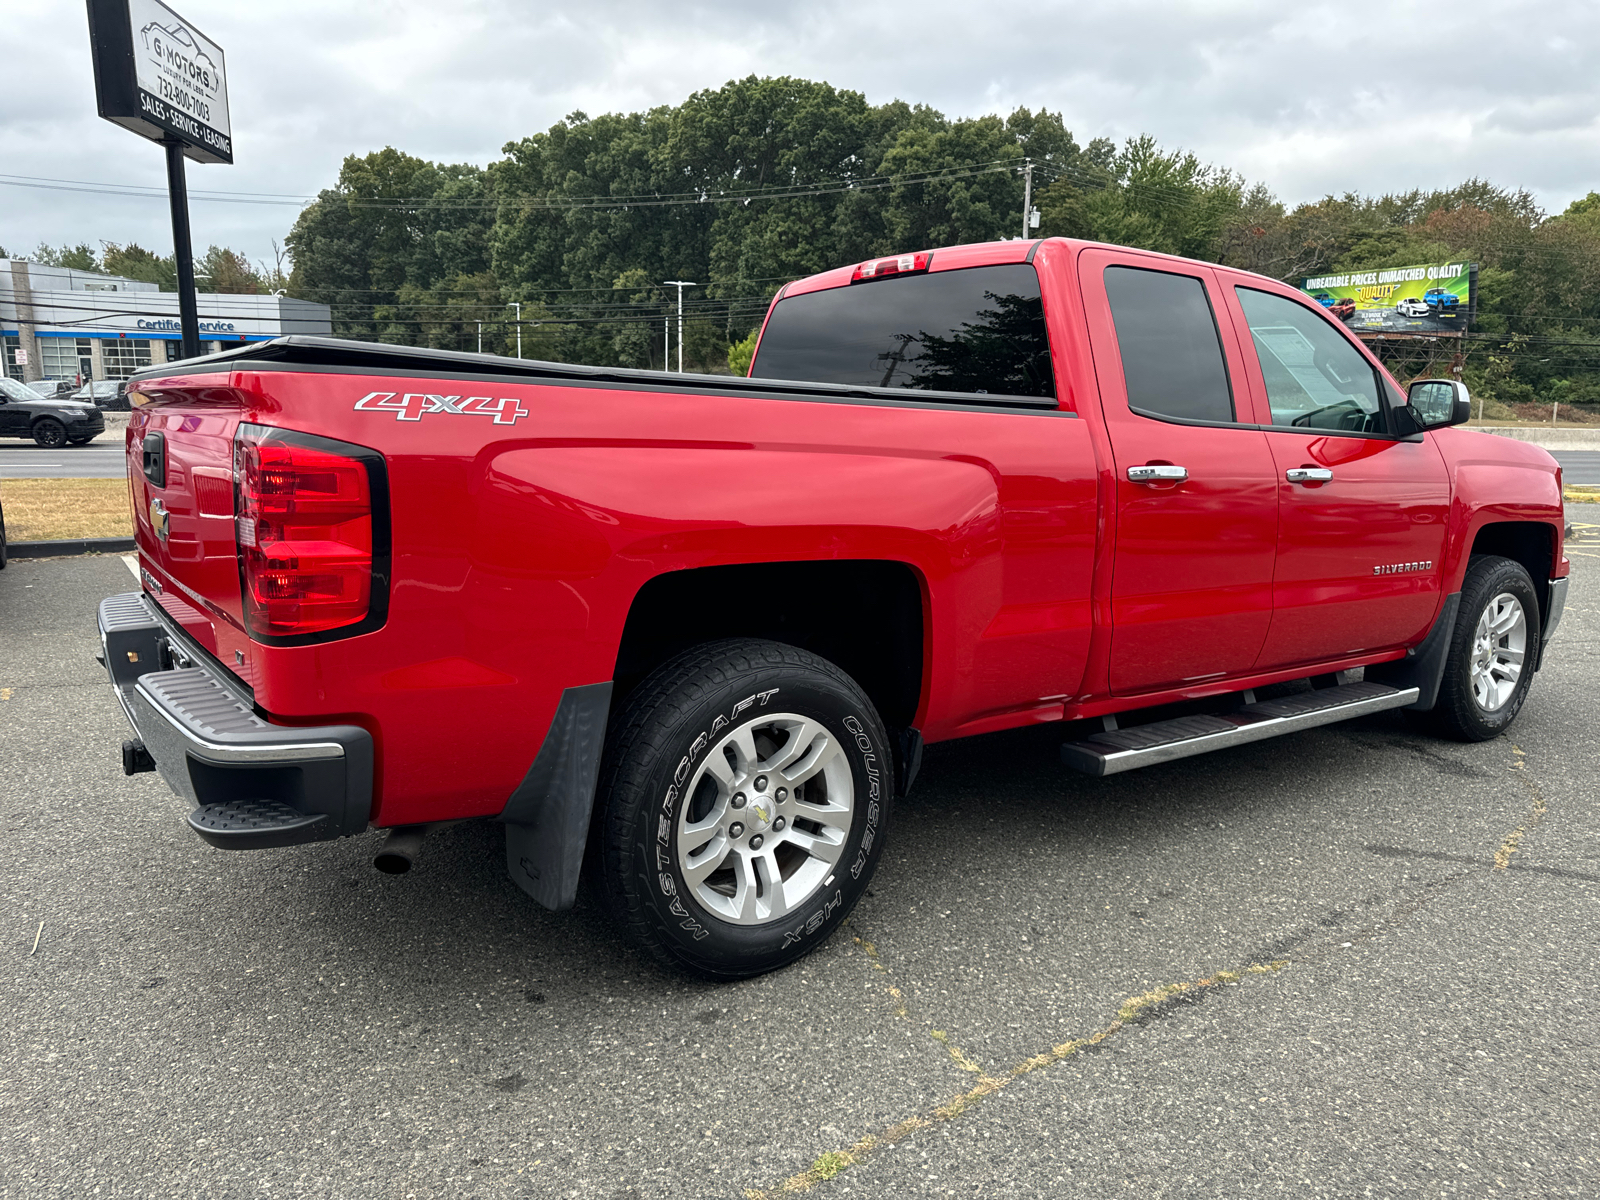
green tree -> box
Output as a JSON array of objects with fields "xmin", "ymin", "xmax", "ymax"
[
  {"xmin": 31, "ymin": 242, "xmax": 101, "ymax": 271},
  {"xmin": 727, "ymin": 328, "xmax": 759, "ymax": 376},
  {"xmin": 101, "ymin": 243, "xmax": 177, "ymax": 290}
]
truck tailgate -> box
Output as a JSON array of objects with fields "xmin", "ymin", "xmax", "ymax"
[{"xmin": 127, "ymin": 381, "xmax": 254, "ymax": 685}]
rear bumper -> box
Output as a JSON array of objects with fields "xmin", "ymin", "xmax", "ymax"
[{"xmin": 98, "ymin": 592, "xmax": 373, "ymax": 849}]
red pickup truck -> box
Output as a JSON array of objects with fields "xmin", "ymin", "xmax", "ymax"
[{"xmin": 99, "ymin": 237, "xmax": 1569, "ymax": 978}]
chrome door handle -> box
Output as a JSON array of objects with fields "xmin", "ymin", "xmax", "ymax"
[
  {"xmin": 1127, "ymin": 465, "xmax": 1189, "ymax": 484},
  {"xmin": 1285, "ymin": 467, "xmax": 1334, "ymax": 484}
]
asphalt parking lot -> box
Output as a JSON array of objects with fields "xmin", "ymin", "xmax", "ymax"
[{"xmin": 3, "ymin": 553, "xmax": 1597, "ymax": 1199}]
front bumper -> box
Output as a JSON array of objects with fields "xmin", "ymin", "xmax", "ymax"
[
  {"xmin": 66, "ymin": 408, "xmax": 105, "ymax": 436},
  {"xmin": 98, "ymin": 592, "xmax": 373, "ymax": 849},
  {"xmin": 1543, "ymin": 576, "xmax": 1569, "ymax": 660}
]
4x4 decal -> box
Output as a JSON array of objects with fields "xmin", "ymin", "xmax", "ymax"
[{"xmin": 355, "ymin": 390, "xmax": 529, "ymax": 425}]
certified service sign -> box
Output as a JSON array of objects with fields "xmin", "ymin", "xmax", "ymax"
[{"xmin": 88, "ymin": 0, "xmax": 233, "ymax": 164}]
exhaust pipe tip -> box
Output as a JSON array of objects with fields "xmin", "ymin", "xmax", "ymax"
[{"xmin": 374, "ymin": 825, "xmax": 429, "ymax": 875}]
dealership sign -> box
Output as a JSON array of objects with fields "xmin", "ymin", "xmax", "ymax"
[
  {"xmin": 1300, "ymin": 262, "xmax": 1475, "ymax": 334},
  {"xmin": 88, "ymin": 0, "xmax": 233, "ymax": 163}
]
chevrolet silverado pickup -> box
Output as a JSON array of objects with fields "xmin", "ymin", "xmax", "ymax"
[{"xmin": 98, "ymin": 237, "xmax": 1569, "ymax": 978}]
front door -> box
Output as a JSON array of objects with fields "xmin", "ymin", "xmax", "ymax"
[
  {"xmin": 1222, "ymin": 283, "xmax": 1451, "ymax": 668},
  {"xmin": 1081, "ymin": 252, "xmax": 1281, "ymax": 695}
]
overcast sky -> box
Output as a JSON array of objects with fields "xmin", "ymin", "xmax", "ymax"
[{"xmin": 6, "ymin": 1, "xmax": 1599, "ymax": 271}]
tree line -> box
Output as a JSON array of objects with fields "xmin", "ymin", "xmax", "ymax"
[
  {"xmin": 12, "ymin": 240, "xmax": 285, "ymax": 296},
  {"xmin": 22, "ymin": 75, "xmax": 1600, "ymax": 412}
]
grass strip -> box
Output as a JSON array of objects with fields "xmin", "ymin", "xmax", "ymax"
[{"xmin": 1, "ymin": 478, "xmax": 132, "ymax": 541}]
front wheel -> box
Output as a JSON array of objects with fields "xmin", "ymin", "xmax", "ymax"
[
  {"xmin": 32, "ymin": 418, "xmax": 66, "ymax": 448},
  {"xmin": 596, "ymin": 639, "xmax": 893, "ymax": 979},
  {"xmin": 1422, "ymin": 555, "xmax": 1541, "ymax": 741}
]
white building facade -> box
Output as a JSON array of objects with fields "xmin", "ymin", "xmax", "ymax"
[{"xmin": 1, "ymin": 259, "xmax": 332, "ymax": 384}]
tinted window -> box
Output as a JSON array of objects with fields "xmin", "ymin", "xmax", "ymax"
[
  {"xmin": 0, "ymin": 376, "xmax": 35, "ymax": 401},
  {"xmin": 1103, "ymin": 266, "xmax": 1234, "ymax": 423},
  {"xmin": 751, "ymin": 264, "xmax": 1054, "ymax": 398},
  {"xmin": 1235, "ymin": 287, "xmax": 1384, "ymax": 434}
]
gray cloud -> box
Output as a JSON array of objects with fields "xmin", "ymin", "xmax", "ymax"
[{"xmin": 4, "ymin": 0, "xmax": 1598, "ymax": 267}]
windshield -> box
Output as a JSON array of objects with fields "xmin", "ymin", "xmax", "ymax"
[{"xmin": 0, "ymin": 376, "xmax": 39, "ymax": 401}]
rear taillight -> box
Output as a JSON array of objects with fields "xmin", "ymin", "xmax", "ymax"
[
  {"xmin": 234, "ymin": 424, "xmax": 389, "ymax": 642},
  {"xmin": 851, "ymin": 251, "xmax": 932, "ymax": 283}
]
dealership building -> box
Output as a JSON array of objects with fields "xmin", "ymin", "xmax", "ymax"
[{"xmin": 1, "ymin": 258, "xmax": 332, "ymax": 384}]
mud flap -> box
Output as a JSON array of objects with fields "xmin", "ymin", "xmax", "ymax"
[
  {"xmin": 1367, "ymin": 592, "xmax": 1461, "ymax": 713},
  {"xmin": 499, "ymin": 681, "xmax": 613, "ymax": 911}
]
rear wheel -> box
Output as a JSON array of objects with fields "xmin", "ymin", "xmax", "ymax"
[
  {"xmin": 596, "ymin": 639, "xmax": 892, "ymax": 979},
  {"xmin": 32, "ymin": 418, "xmax": 66, "ymax": 448},
  {"xmin": 1421, "ymin": 556, "xmax": 1540, "ymax": 742}
]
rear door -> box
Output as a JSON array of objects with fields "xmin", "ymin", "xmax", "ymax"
[
  {"xmin": 1222, "ymin": 282, "xmax": 1450, "ymax": 668},
  {"xmin": 1080, "ymin": 250, "xmax": 1280, "ymax": 695}
]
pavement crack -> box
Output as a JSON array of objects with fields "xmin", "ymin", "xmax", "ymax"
[
  {"xmin": 928, "ymin": 1029, "xmax": 984, "ymax": 1074},
  {"xmin": 742, "ymin": 961, "xmax": 1285, "ymax": 1198},
  {"xmin": 1495, "ymin": 748, "xmax": 1548, "ymax": 871}
]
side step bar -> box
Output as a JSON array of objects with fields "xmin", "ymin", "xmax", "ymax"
[{"xmin": 1061, "ymin": 681, "xmax": 1420, "ymax": 777}]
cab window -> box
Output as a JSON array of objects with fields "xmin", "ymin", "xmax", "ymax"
[
  {"xmin": 1235, "ymin": 287, "xmax": 1384, "ymax": 434},
  {"xmin": 1103, "ymin": 266, "xmax": 1235, "ymax": 424}
]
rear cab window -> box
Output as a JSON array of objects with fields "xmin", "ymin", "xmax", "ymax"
[
  {"xmin": 750, "ymin": 263, "xmax": 1055, "ymax": 400},
  {"xmin": 1102, "ymin": 266, "xmax": 1236, "ymax": 424}
]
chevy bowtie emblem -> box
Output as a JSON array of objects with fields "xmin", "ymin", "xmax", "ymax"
[{"xmin": 150, "ymin": 497, "xmax": 170, "ymax": 542}]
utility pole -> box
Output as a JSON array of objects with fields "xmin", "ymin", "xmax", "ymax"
[
  {"xmin": 476, "ymin": 321, "xmax": 482, "ymax": 354},
  {"xmin": 506, "ymin": 301, "xmax": 522, "ymax": 358},
  {"xmin": 664, "ymin": 280, "xmax": 696, "ymax": 372},
  {"xmin": 1021, "ymin": 158, "xmax": 1034, "ymax": 241}
]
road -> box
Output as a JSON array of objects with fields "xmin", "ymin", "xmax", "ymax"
[
  {"xmin": 1556, "ymin": 449, "xmax": 1600, "ymax": 485},
  {"xmin": 2, "ymin": 554, "xmax": 1596, "ymax": 1198},
  {"xmin": 0, "ymin": 438, "xmax": 126, "ymax": 479}
]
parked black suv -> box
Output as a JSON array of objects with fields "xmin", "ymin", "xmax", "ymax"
[{"xmin": 0, "ymin": 376, "xmax": 106, "ymax": 446}]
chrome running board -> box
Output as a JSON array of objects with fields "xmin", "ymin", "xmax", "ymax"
[{"xmin": 1061, "ymin": 682, "xmax": 1420, "ymax": 777}]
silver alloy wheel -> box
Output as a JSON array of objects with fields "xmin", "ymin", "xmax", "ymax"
[
  {"xmin": 1470, "ymin": 591, "xmax": 1527, "ymax": 712},
  {"xmin": 676, "ymin": 712, "xmax": 853, "ymax": 925}
]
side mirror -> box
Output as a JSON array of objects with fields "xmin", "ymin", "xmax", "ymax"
[{"xmin": 1405, "ymin": 378, "xmax": 1472, "ymax": 431}]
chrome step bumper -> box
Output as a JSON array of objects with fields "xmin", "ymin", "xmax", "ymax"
[
  {"xmin": 97, "ymin": 592, "xmax": 373, "ymax": 848},
  {"xmin": 1061, "ymin": 681, "xmax": 1420, "ymax": 777}
]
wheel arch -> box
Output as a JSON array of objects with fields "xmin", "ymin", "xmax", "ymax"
[
  {"xmin": 1467, "ymin": 520, "xmax": 1558, "ymax": 633},
  {"xmin": 611, "ymin": 558, "xmax": 928, "ymax": 735}
]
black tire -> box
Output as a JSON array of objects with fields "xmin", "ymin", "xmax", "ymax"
[
  {"xmin": 32, "ymin": 418, "xmax": 66, "ymax": 448},
  {"xmin": 1420, "ymin": 556, "xmax": 1541, "ymax": 742},
  {"xmin": 596, "ymin": 639, "xmax": 893, "ymax": 979}
]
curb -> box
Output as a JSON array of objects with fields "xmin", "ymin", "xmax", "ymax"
[{"xmin": 7, "ymin": 537, "xmax": 136, "ymax": 559}]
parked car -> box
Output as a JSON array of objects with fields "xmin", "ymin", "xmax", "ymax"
[
  {"xmin": 72, "ymin": 380, "xmax": 123, "ymax": 406},
  {"xmin": 99, "ymin": 237, "xmax": 1568, "ymax": 980},
  {"xmin": 1424, "ymin": 287, "xmax": 1462, "ymax": 316},
  {"xmin": 98, "ymin": 380, "xmax": 133, "ymax": 412},
  {"xmin": 22, "ymin": 379, "xmax": 75, "ymax": 398},
  {"xmin": 0, "ymin": 375, "xmax": 106, "ymax": 445},
  {"xmin": 1330, "ymin": 297, "xmax": 1358, "ymax": 320},
  {"xmin": 1311, "ymin": 291, "xmax": 1336, "ymax": 307},
  {"xmin": 1396, "ymin": 297, "xmax": 1431, "ymax": 318}
]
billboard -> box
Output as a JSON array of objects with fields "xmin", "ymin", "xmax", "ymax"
[
  {"xmin": 88, "ymin": 0, "xmax": 233, "ymax": 164},
  {"xmin": 1300, "ymin": 262, "xmax": 1474, "ymax": 334}
]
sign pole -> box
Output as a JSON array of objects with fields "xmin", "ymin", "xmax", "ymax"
[{"xmin": 163, "ymin": 138, "xmax": 201, "ymax": 359}]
